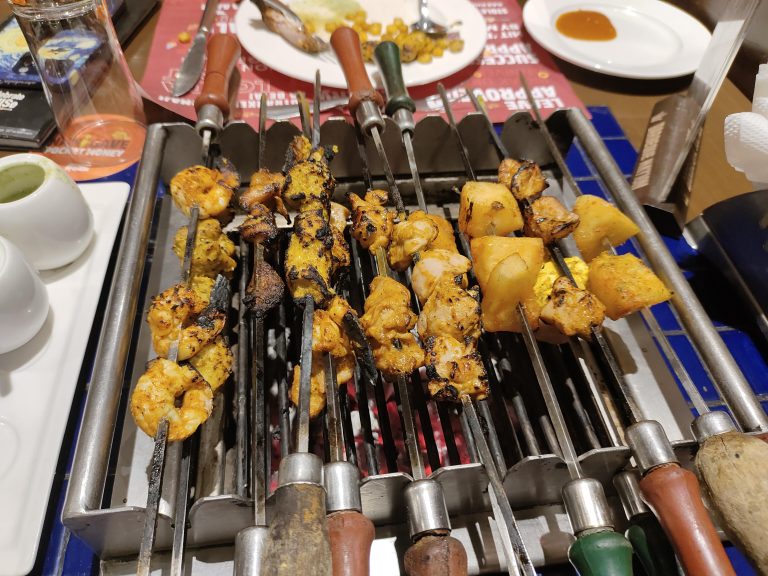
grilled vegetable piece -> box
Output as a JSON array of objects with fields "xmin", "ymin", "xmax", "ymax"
[
  {"xmin": 572, "ymin": 195, "xmax": 640, "ymax": 261},
  {"xmin": 349, "ymin": 190, "xmax": 395, "ymax": 251},
  {"xmin": 241, "ymin": 169, "xmax": 286, "ymax": 214},
  {"xmin": 498, "ymin": 159, "xmax": 548, "ymax": 202},
  {"xmin": 587, "ymin": 252, "xmax": 672, "ymax": 320},
  {"xmin": 459, "ymin": 181, "xmax": 523, "ymax": 238},
  {"xmin": 540, "ymin": 277, "xmax": 606, "ymax": 340},
  {"xmin": 239, "ymin": 203, "xmax": 278, "ymax": 244},
  {"xmin": 244, "ymin": 257, "xmax": 285, "ymax": 319},
  {"xmin": 471, "ymin": 236, "xmax": 545, "ymax": 333},
  {"xmin": 329, "ymin": 202, "xmax": 351, "ymax": 275},
  {"xmin": 387, "ymin": 210, "xmax": 439, "ymax": 271},
  {"xmin": 189, "ymin": 335, "xmax": 234, "ymax": 392},
  {"xmin": 130, "ymin": 358, "xmax": 214, "ymax": 441},
  {"xmin": 423, "ymin": 335, "xmax": 488, "ymax": 402},
  {"xmin": 174, "ymin": 218, "xmax": 237, "ymax": 280},
  {"xmin": 360, "ymin": 276, "xmax": 424, "ymax": 378},
  {"xmin": 534, "ymin": 257, "xmax": 589, "ymax": 309},
  {"xmin": 411, "ymin": 249, "xmax": 471, "ymax": 305},
  {"xmin": 417, "ymin": 279, "xmax": 482, "ymax": 345},
  {"xmin": 523, "ymin": 196, "xmax": 580, "ymax": 244},
  {"xmin": 170, "ymin": 165, "xmax": 237, "ymax": 219},
  {"xmin": 285, "ymin": 208, "xmax": 334, "ymax": 305}
]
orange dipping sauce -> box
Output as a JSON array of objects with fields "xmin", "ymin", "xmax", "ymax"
[{"xmin": 555, "ymin": 10, "xmax": 617, "ymax": 41}]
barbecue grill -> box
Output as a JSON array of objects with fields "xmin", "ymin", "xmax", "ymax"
[{"xmin": 61, "ymin": 105, "xmax": 766, "ymax": 574}]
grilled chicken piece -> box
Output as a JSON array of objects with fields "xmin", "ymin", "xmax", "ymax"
[
  {"xmin": 540, "ymin": 277, "xmax": 606, "ymax": 340},
  {"xmin": 360, "ymin": 276, "xmax": 424, "ymax": 378},
  {"xmin": 424, "ymin": 336, "xmax": 488, "ymax": 402},
  {"xmin": 411, "ymin": 249, "xmax": 471, "ymax": 305},
  {"xmin": 239, "ymin": 204, "xmax": 278, "ymax": 244},
  {"xmin": 312, "ymin": 309, "xmax": 354, "ymax": 358},
  {"xmin": 170, "ymin": 165, "xmax": 237, "ymax": 219},
  {"xmin": 282, "ymin": 150, "xmax": 336, "ymax": 212},
  {"xmin": 459, "ymin": 181, "xmax": 523, "ymax": 238},
  {"xmin": 421, "ymin": 213, "xmax": 459, "ymax": 253},
  {"xmin": 258, "ymin": 3, "xmax": 329, "ymax": 54},
  {"xmin": 418, "ymin": 280, "xmax": 482, "ymax": 345},
  {"xmin": 387, "ymin": 210, "xmax": 439, "ymax": 271},
  {"xmin": 286, "ymin": 135, "xmax": 312, "ymax": 166},
  {"xmin": 285, "ymin": 209, "xmax": 334, "ymax": 305},
  {"xmin": 190, "ymin": 276, "xmax": 215, "ymax": 305},
  {"xmin": 329, "ymin": 202, "xmax": 351, "ymax": 275},
  {"xmin": 173, "ymin": 218, "xmax": 237, "ymax": 280},
  {"xmin": 523, "ymin": 196, "xmax": 580, "ymax": 244},
  {"xmin": 349, "ymin": 190, "xmax": 395, "ymax": 252},
  {"xmin": 244, "ymin": 256, "xmax": 285, "ymax": 319},
  {"xmin": 241, "ymin": 169, "xmax": 286, "ymax": 212},
  {"xmin": 498, "ymin": 159, "xmax": 548, "ymax": 202}
]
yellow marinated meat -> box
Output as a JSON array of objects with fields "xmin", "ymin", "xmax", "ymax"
[
  {"xmin": 387, "ymin": 210, "xmax": 438, "ymax": 271},
  {"xmin": 173, "ymin": 218, "xmax": 236, "ymax": 279},
  {"xmin": 540, "ymin": 277, "xmax": 606, "ymax": 340},
  {"xmin": 349, "ymin": 190, "xmax": 395, "ymax": 251},
  {"xmin": 189, "ymin": 336, "xmax": 234, "ymax": 392},
  {"xmin": 169, "ymin": 165, "xmax": 237, "ymax": 219},
  {"xmin": 411, "ymin": 249, "xmax": 471, "ymax": 305},
  {"xmin": 417, "ymin": 280, "xmax": 482, "ymax": 346},
  {"xmin": 523, "ymin": 196, "xmax": 580, "ymax": 244},
  {"xmin": 423, "ymin": 335, "xmax": 488, "ymax": 402},
  {"xmin": 285, "ymin": 208, "xmax": 334, "ymax": 305}
]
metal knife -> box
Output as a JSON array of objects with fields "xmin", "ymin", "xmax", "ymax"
[{"xmin": 172, "ymin": 0, "xmax": 221, "ymax": 97}]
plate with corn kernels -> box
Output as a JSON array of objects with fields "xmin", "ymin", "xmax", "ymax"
[{"xmin": 234, "ymin": 0, "xmax": 487, "ymax": 88}]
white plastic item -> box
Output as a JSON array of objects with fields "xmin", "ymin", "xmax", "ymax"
[
  {"xmin": 0, "ymin": 154, "xmax": 93, "ymax": 270},
  {"xmin": 0, "ymin": 236, "xmax": 49, "ymax": 354}
]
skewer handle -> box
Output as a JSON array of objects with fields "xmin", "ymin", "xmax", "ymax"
[
  {"xmin": 330, "ymin": 27, "xmax": 384, "ymax": 118},
  {"xmin": 404, "ymin": 534, "xmax": 468, "ymax": 576},
  {"xmin": 233, "ymin": 525, "xmax": 269, "ymax": 576},
  {"xmin": 194, "ymin": 33, "xmax": 241, "ymax": 117},
  {"xmin": 568, "ymin": 530, "xmax": 634, "ymax": 576},
  {"xmin": 695, "ymin": 430, "xmax": 768, "ymax": 574},
  {"xmin": 261, "ymin": 482, "xmax": 332, "ymax": 576},
  {"xmin": 327, "ymin": 510, "xmax": 375, "ymax": 576},
  {"xmin": 639, "ymin": 463, "xmax": 735, "ymax": 576},
  {"xmin": 374, "ymin": 42, "xmax": 415, "ymax": 117},
  {"xmin": 624, "ymin": 513, "xmax": 680, "ymax": 576}
]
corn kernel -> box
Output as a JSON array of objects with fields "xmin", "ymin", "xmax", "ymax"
[
  {"xmin": 368, "ymin": 22, "xmax": 382, "ymax": 35},
  {"xmin": 358, "ymin": 31, "xmax": 368, "ymax": 42},
  {"xmin": 178, "ymin": 31, "xmax": 191, "ymax": 43},
  {"xmin": 385, "ymin": 24, "xmax": 398, "ymax": 36},
  {"xmin": 432, "ymin": 46, "xmax": 444, "ymax": 57},
  {"xmin": 449, "ymin": 39, "xmax": 464, "ymax": 52},
  {"xmin": 325, "ymin": 21, "xmax": 341, "ymax": 33},
  {"xmin": 437, "ymin": 38, "xmax": 448, "ymax": 48},
  {"xmin": 304, "ymin": 22, "xmax": 315, "ymax": 34},
  {"xmin": 393, "ymin": 17, "xmax": 404, "ymax": 26},
  {"xmin": 381, "ymin": 33, "xmax": 393, "ymax": 42},
  {"xmin": 417, "ymin": 52, "xmax": 432, "ymax": 63},
  {"xmin": 344, "ymin": 12, "xmax": 356, "ymax": 20}
]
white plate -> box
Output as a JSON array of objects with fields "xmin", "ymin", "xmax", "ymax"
[
  {"xmin": 0, "ymin": 182, "xmax": 130, "ymax": 576},
  {"xmin": 522, "ymin": 0, "xmax": 711, "ymax": 79},
  {"xmin": 234, "ymin": 0, "xmax": 487, "ymax": 88}
]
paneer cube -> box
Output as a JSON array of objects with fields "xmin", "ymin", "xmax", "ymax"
[
  {"xmin": 459, "ymin": 181, "xmax": 522, "ymax": 238},
  {"xmin": 587, "ymin": 252, "xmax": 672, "ymax": 320},
  {"xmin": 470, "ymin": 236, "xmax": 544, "ymax": 291},
  {"xmin": 572, "ymin": 195, "xmax": 640, "ymax": 261}
]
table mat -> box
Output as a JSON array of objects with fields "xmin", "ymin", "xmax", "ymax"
[{"xmin": 139, "ymin": 0, "xmax": 586, "ymax": 127}]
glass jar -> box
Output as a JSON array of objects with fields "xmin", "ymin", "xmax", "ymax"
[{"xmin": 8, "ymin": 0, "xmax": 146, "ymax": 170}]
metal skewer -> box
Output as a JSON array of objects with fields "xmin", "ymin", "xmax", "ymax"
[
  {"xmin": 517, "ymin": 74, "xmax": 767, "ymax": 575},
  {"xmin": 439, "ymin": 83, "xmax": 633, "ymax": 576}
]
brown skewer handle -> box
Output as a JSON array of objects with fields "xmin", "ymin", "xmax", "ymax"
[
  {"xmin": 696, "ymin": 430, "xmax": 768, "ymax": 574},
  {"xmin": 627, "ymin": 421, "xmax": 735, "ymax": 576},
  {"xmin": 327, "ymin": 510, "xmax": 375, "ymax": 576},
  {"xmin": 330, "ymin": 27, "xmax": 384, "ymax": 117},
  {"xmin": 404, "ymin": 534, "xmax": 468, "ymax": 576},
  {"xmin": 194, "ymin": 33, "xmax": 241, "ymax": 117}
]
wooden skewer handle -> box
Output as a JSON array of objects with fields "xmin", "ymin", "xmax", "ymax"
[
  {"xmin": 327, "ymin": 510, "xmax": 375, "ymax": 576},
  {"xmin": 568, "ymin": 530, "xmax": 634, "ymax": 576},
  {"xmin": 260, "ymin": 483, "xmax": 332, "ymax": 576},
  {"xmin": 330, "ymin": 26, "xmax": 383, "ymax": 117},
  {"xmin": 639, "ymin": 463, "xmax": 735, "ymax": 576},
  {"xmin": 403, "ymin": 534, "xmax": 468, "ymax": 576},
  {"xmin": 194, "ymin": 33, "xmax": 241, "ymax": 117},
  {"xmin": 696, "ymin": 431, "xmax": 768, "ymax": 574},
  {"xmin": 624, "ymin": 512, "xmax": 680, "ymax": 576}
]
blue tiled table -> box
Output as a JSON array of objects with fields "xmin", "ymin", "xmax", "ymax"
[{"xmin": 30, "ymin": 109, "xmax": 765, "ymax": 575}]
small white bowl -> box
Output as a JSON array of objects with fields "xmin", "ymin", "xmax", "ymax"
[
  {"xmin": 0, "ymin": 236, "xmax": 49, "ymax": 354},
  {"xmin": 0, "ymin": 154, "xmax": 93, "ymax": 270}
]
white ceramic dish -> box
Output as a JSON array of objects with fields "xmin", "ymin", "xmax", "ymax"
[
  {"xmin": 0, "ymin": 181, "xmax": 130, "ymax": 576},
  {"xmin": 234, "ymin": 0, "xmax": 487, "ymax": 88},
  {"xmin": 522, "ymin": 0, "xmax": 711, "ymax": 79}
]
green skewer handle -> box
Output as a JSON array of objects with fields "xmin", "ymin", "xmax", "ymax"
[
  {"xmin": 625, "ymin": 513, "xmax": 680, "ymax": 576},
  {"xmin": 374, "ymin": 41, "xmax": 416, "ymax": 117},
  {"xmin": 569, "ymin": 530, "xmax": 635, "ymax": 576}
]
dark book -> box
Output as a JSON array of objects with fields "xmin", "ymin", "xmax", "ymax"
[{"xmin": 0, "ymin": 87, "xmax": 55, "ymax": 149}]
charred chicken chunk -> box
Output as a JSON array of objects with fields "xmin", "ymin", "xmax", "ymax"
[
  {"xmin": 241, "ymin": 169, "xmax": 286, "ymax": 214},
  {"xmin": 244, "ymin": 256, "xmax": 285, "ymax": 319},
  {"xmin": 417, "ymin": 279, "xmax": 482, "ymax": 345},
  {"xmin": 411, "ymin": 249, "xmax": 471, "ymax": 305},
  {"xmin": 501, "ymin": 160, "xmax": 548, "ymax": 202},
  {"xmin": 239, "ymin": 204, "xmax": 278, "ymax": 245},
  {"xmin": 329, "ymin": 202, "xmax": 351, "ymax": 275},
  {"xmin": 282, "ymin": 151, "xmax": 336, "ymax": 212},
  {"xmin": 285, "ymin": 135, "xmax": 312, "ymax": 166},
  {"xmin": 459, "ymin": 181, "xmax": 523, "ymax": 238},
  {"xmin": 170, "ymin": 165, "xmax": 237, "ymax": 219},
  {"xmin": 388, "ymin": 210, "xmax": 439, "ymax": 271},
  {"xmin": 285, "ymin": 209, "xmax": 334, "ymax": 305},
  {"xmin": 173, "ymin": 218, "xmax": 237, "ymax": 280},
  {"xmin": 360, "ymin": 276, "xmax": 424, "ymax": 378},
  {"xmin": 349, "ymin": 190, "xmax": 395, "ymax": 251},
  {"xmin": 523, "ymin": 196, "xmax": 580, "ymax": 244},
  {"xmin": 540, "ymin": 277, "xmax": 606, "ymax": 340},
  {"xmin": 587, "ymin": 252, "xmax": 672, "ymax": 320},
  {"xmin": 424, "ymin": 336, "xmax": 488, "ymax": 402},
  {"xmin": 421, "ymin": 213, "xmax": 459, "ymax": 253}
]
